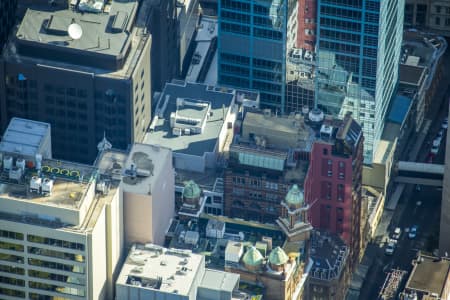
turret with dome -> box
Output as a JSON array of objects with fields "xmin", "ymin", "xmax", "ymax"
[{"xmin": 276, "ymin": 184, "xmax": 313, "ymax": 242}]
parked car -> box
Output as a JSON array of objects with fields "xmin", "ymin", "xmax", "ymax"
[
  {"xmin": 409, "ymin": 225, "xmax": 418, "ymax": 239},
  {"xmin": 392, "ymin": 227, "xmax": 402, "ymax": 240},
  {"xmin": 385, "ymin": 240, "xmax": 397, "ymax": 255},
  {"xmin": 437, "ymin": 129, "xmax": 444, "ymax": 138},
  {"xmin": 442, "ymin": 118, "xmax": 448, "ymax": 129},
  {"xmin": 431, "ymin": 145, "xmax": 439, "ymax": 155},
  {"xmin": 433, "ymin": 137, "xmax": 442, "ymax": 147}
]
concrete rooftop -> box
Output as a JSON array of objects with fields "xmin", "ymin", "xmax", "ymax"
[
  {"xmin": 117, "ymin": 243, "xmax": 204, "ymax": 296},
  {"xmin": 406, "ymin": 255, "xmax": 450, "ymax": 296},
  {"xmin": 145, "ymin": 81, "xmax": 235, "ymax": 156},
  {"xmin": 121, "ymin": 143, "xmax": 172, "ymax": 195},
  {"xmin": 16, "ymin": 0, "xmax": 138, "ymax": 57}
]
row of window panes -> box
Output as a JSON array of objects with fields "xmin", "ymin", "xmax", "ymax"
[
  {"xmin": 28, "ymin": 258, "xmax": 85, "ymax": 274},
  {"xmin": 0, "ymin": 275, "xmax": 25, "ymax": 286},
  {"xmin": 435, "ymin": 17, "xmax": 450, "ymax": 26},
  {"xmin": 0, "ymin": 253, "xmax": 23, "ymax": 264},
  {"xmin": 0, "ymin": 287, "xmax": 25, "ymax": 298},
  {"xmin": 27, "ymin": 235, "xmax": 85, "ymax": 251},
  {"xmin": 320, "ymin": 6, "xmax": 362, "ymax": 19},
  {"xmin": 0, "ymin": 241, "xmax": 24, "ymax": 252},
  {"xmin": 0, "ymin": 264, "xmax": 25, "ymax": 275},
  {"xmin": 219, "ymin": 74, "xmax": 250, "ymax": 88},
  {"xmin": 320, "ymin": 29, "xmax": 361, "ymax": 44},
  {"xmin": 29, "ymin": 281, "xmax": 85, "ymax": 297},
  {"xmin": 321, "ymin": 0, "xmax": 363, "ymax": 8},
  {"xmin": 0, "ymin": 230, "xmax": 24, "ymax": 240},
  {"xmin": 320, "ymin": 17, "xmax": 362, "ymax": 32},
  {"xmin": 28, "ymin": 247, "xmax": 85, "ymax": 263},
  {"xmin": 28, "ymin": 269, "xmax": 84, "ymax": 285},
  {"xmin": 435, "ymin": 5, "xmax": 450, "ymax": 14}
]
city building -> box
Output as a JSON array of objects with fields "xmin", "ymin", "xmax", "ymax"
[
  {"xmin": 0, "ymin": 121, "xmax": 123, "ymax": 299},
  {"xmin": 145, "ymin": 81, "xmax": 238, "ymax": 173},
  {"xmin": 166, "ymin": 181, "xmax": 359, "ymax": 299},
  {"xmin": 315, "ymin": 0, "xmax": 404, "ymax": 162},
  {"xmin": 147, "ymin": 81, "xmax": 259, "ymax": 218},
  {"xmin": 178, "ymin": 0, "xmax": 201, "ymax": 76},
  {"xmin": 295, "ymin": 0, "xmax": 316, "ymax": 52},
  {"xmin": 217, "ymin": 0, "xmax": 287, "ymax": 111},
  {"xmin": 405, "ymin": 0, "xmax": 450, "ymax": 36},
  {"xmin": 0, "ymin": 0, "xmax": 16, "ymax": 50},
  {"xmin": 0, "ymin": 0, "xmax": 151, "ymax": 163},
  {"xmin": 116, "ymin": 243, "xmax": 242, "ymax": 300},
  {"xmin": 399, "ymin": 253, "xmax": 450, "ymax": 300},
  {"xmin": 141, "ymin": 0, "xmax": 179, "ymax": 93},
  {"xmin": 398, "ymin": 31, "xmax": 447, "ymax": 132},
  {"xmin": 185, "ymin": 16, "xmax": 218, "ymax": 85},
  {"xmin": 304, "ymin": 113, "xmax": 363, "ymax": 265},
  {"xmin": 308, "ymin": 231, "xmax": 350, "ymax": 300},
  {"xmin": 96, "ymin": 143, "xmax": 175, "ymax": 248},
  {"xmin": 224, "ymin": 110, "xmax": 315, "ymax": 223}
]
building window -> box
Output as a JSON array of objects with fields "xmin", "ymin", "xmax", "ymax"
[
  {"xmin": 327, "ymin": 170, "xmax": 332, "ymax": 177},
  {"xmin": 323, "ymin": 148, "xmax": 328, "ymax": 155},
  {"xmin": 436, "ymin": 5, "xmax": 442, "ymax": 13},
  {"xmin": 436, "ymin": 17, "xmax": 441, "ymax": 25}
]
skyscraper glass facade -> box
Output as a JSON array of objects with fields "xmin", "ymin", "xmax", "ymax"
[
  {"xmin": 218, "ymin": 0, "xmax": 404, "ymax": 162},
  {"xmin": 316, "ymin": 0, "xmax": 404, "ymax": 161},
  {"xmin": 218, "ymin": 0, "xmax": 288, "ymax": 112}
]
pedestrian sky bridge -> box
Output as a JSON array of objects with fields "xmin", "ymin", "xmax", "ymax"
[{"xmin": 394, "ymin": 161, "xmax": 444, "ymax": 187}]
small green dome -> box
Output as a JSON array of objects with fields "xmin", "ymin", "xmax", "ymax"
[
  {"xmin": 242, "ymin": 246, "xmax": 264, "ymax": 266},
  {"xmin": 285, "ymin": 184, "xmax": 304, "ymax": 206},
  {"xmin": 268, "ymin": 247, "xmax": 289, "ymax": 266},
  {"xmin": 182, "ymin": 180, "xmax": 201, "ymax": 199}
]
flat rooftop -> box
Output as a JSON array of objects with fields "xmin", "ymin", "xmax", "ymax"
[
  {"xmin": 406, "ymin": 255, "xmax": 450, "ymax": 296},
  {"xmin": 199, "ymin": 268, "xmax": 239, "ymax": 294},
  {"xmin": 121, "ymin": 143, "xmax": 172, "ymax": 195},
  {"xmin": 399, "ymin": 64, "xmax": 426, "ymax": 86},
  {"xmin": 4, "ymin": 0, "xmax": 148, "ymax": 77},
  {"xmin": 117, "ymin": 243, "xmax": 204, "ymax": 296},
  {"xmin": 0, "ymin": 158, "xmax": 96, "ymax": 210},
  {"xmin": 310, "ymin": 231, "xmax": 348, "ymax": 281},
  {"xmin": 145, "ymin": 81, "xmax": 235, "ymax": 156},
  {"xmin": 16, "ymin": 0, "xmax": 138, "ymax": 58},
  {"xmin": 185, "ymin": 16, "xmax": 217, "ymax": 83},
  {"xmin": 0, "ymin": 118, "xmax": 50, "ymax": 157}
]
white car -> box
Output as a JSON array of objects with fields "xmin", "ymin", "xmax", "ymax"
[
  {"xmin": 392, "ymin": 227, "xmax": 402, "ymax": 240},
  {"xmin": 442, "ymin": 118, "xmax": 448, "ymax": 129},
  {"xmin": 433, "ymin": 137, "xmax": 442, "ymax": 147},
  {"xmin": 431, "ymin": 145, "xmax": 439, "ymax": 155},
  {"xmin": 385, "ymin": 240, "xmax": 396, "ymax": 255}
]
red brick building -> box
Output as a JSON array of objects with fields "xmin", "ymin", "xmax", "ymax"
[
  {"xmin": 304, "ymin": 113, "xmax": 363, "ymax": 264},
  {"xmin": 296, "ymin": 0, "xmax": 317, "ymax": 51}
]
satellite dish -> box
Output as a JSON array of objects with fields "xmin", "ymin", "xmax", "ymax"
[{"xmin": 68, "ymin": 23, "xmax": 83, "ymax": 40}]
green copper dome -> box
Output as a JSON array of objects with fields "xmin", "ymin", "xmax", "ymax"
[
  {"xmin": 242, "ymin": 246, "xmax": 264, "ymax": 266},
  {"xmin": 285, "ymin": 184, "xmax": 304, "ymax": 206},
  {"xmin": 182, "ymin": 180, "xmax": 201, "ymax": 199},
  {"xmin": 268, "ymin": 246, "xmax": 289, "ymax": 266}
]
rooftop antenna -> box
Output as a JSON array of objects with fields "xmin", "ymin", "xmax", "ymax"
[{"xmin": 68, "ymin": 23, "xmax": 83, "ymax": 40}]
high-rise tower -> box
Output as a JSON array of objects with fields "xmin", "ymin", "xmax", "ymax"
[
  {"xmin": 217, "ymin": 0, "xmax": 288, "ymax": 112},
  {"xmin": 315, "ymin": 0, "xmax": 405, "ymax": 162}
]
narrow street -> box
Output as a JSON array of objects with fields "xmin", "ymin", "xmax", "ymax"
[{"xmin": 358, "ymin": 48, "xmax": 450, "ymax": 299}]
